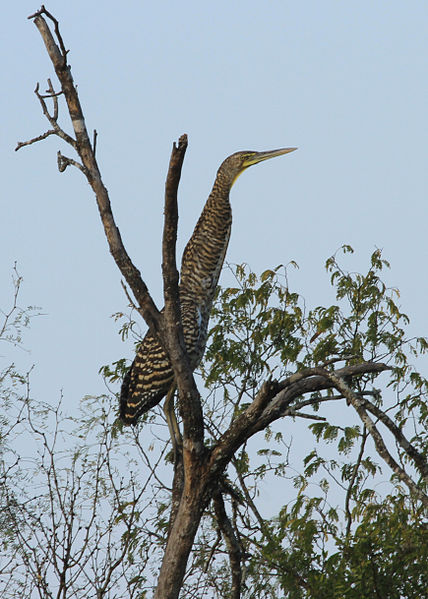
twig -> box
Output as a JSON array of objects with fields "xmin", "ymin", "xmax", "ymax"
[
  {"xmin": 46, "ymin": 79, "xmax": 59, "ymax": 120},
  {"xmin": 15, "ymin": 129, "xmax": 56, "ymax": 151},
  {"xmin": 15, "ymin": 81, "xmax": 76, "ymax": 152},
  {"xmin": 28, "ymin": 5, "xmax": 68, "ymax": 61},
  {"xmin": 203, "ymin": 530, "xmax": 222, "ymax": 573},
  {"xmin": 320, "ymin": 355, "xmax": 359, "ymax": 367},
  {"xmin": 120, "ymin": 280, "xmax": 139, "ymax": 312},
  {"xmin": 287, "ymin": 410, "xmax": 326, "ymax": 421},
  {"xmin": 57, "ymin": 151, "xmax": 85, "ymax": 173}
]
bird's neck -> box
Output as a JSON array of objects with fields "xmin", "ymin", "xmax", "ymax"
[
  {"xmin": 204, "ymin": 172, "xmax": 232, "ymax": 222},
  {"xmin": 179, "ymin": 172, "xmax": 233, "ymax": 305}
]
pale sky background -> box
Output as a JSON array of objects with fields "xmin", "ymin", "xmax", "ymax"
[{"xmin": 2, "ymin": 1, "xmax": 427, "ymax": 502}]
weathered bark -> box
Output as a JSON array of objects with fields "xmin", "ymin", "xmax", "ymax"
[
  {"xmin": 209, "ymin": 362, "xmax": 389, "ymax": 475},
  {"xmin": 154, "ymin": 483, "xmax": 207, "ymax": 599}
]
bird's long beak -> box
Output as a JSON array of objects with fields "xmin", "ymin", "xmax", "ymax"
[{"xmin": 244, "ymin": 147, "xmax": 297, "ymax": 168}]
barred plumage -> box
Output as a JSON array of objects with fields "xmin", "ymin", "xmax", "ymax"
[
  {"xmin": 120, "ymin": 297, "xmax": 205, "ymax": 423},
  {"xmin": 120, "ymin": 147, "xmax": 296, "ymax": 425}
]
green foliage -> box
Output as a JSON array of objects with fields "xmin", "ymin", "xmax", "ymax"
[
  {"xmin": 267, "ymin": 492, "xmax": 427, "ymax": 599},
  {"xmin": 198, "ymin": 248, "xmax": 427, "ymax": 597},
  {"xmin": 309, "ymin": 246, "xmax": 411, "ymax": 369},
  {"xmin": 207, "ymin": 263, "xmax": 303, "ymax": 382},
  {"xmin": 238, "ymin": 487, "xmax": 427, "ymax": 599},
  {"xmin": 200, "ymin": 262, "xmax": 304, "ymax": 433},
  {"xmin": 2, "ymin": 250, "xmax": 427, "ymax": 598}
]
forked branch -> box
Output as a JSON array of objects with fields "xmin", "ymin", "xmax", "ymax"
[
  {"xmin": 19, "ymin": 7, "xmax": 165, "ymax": 341},
  {"xmin": 162, "ymin": 135, "xmax": 204, "ymax": 447},
  {"xmin": 21, "ymin": 0, "xmax": 203, "ymax": 497},
  {"xmin": 209, "ymin": 360, "xmax": 427, "ymax": 521}
]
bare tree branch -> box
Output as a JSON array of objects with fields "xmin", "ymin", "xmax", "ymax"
[
  {"xmin": 25, "ymin": 10, "xmax": 162, "ymax": 340},
  {"xmin": 213, "ymin": 492, "xmax": 242, "ymax": 599},
  {"xmin": 57, "ymin": 150, "xmax": 85, "ymax": 173},
  {"xmin": 210, "ymin": 362, "xmax": 390, "ymax": 475},
  {"xmin": 15, "ymin": 128, "xmax": 57, "ymax": 151},
  {"xmin": 15, "ymin": 79, "xmax": 74, "ymax": 151},
  {"xmin": 161, "ymin": 134, "xmax": 205, "ymax": 449},
  {"xmin": 361, "ymin": 397, "xmax": 428, "ymax": 480},
  {"xmin": 318, "ymin": 369, "xmax": 428, "ymax": 507},
  {"xmin": 286, "ymin": 410, "xmax": 327, "ymax": 421}
]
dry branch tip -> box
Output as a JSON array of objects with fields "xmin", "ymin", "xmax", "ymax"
[
  {"xmin": 30, "ymin": 5, "xmax": 68, "ymax": 62},
  {"xmin": 57, "ymin": 151, "xmax": 85, "ymax": 173},
  {"xmin": 93, "ymin": 129, "xmax": 98, "ymax": 156},
  {"xmin": 176, "ymin": 134, "xmax": 188, "ymax": 150}
]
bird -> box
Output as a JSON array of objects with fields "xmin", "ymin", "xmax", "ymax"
[{"xmin": 120, "ymin": 146, "xmax": 297, "ymax": 426}]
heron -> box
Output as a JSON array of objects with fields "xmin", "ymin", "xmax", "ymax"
[{"xmin": 120, "ymin": 147, "xmax": 297, "ymax": 434}]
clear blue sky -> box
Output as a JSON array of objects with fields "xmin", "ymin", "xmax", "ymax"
[{"xmin": 2, "ymin": 1, "xmax": 427, "ymax": 438}]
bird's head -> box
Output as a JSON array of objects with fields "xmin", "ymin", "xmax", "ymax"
[{"xmin": 219, "ymin": 147, "xmax": 297, "ymax": 188}]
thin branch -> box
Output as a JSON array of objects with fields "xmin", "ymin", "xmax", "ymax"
[
  {"xmin": 318, "ymin": 369, "xmax": 428, "ymax": 508},
  {"xmin": 28, "ymin": 6, "xmax": 68, "ymax": 60},
  {"xmin": 361, "ymin": 397, "xmax": 428, "ymax": 480},
  {"xmin": 345, "ymin": 427, "xmax": 368, "ymax": 538},
  {"xmin": 120, "ymin": 280, "xmax": 139, "ymax": 311},
  {"xmin": 92, "ymin": 129, "xmax": 97, "ymax": 156},
  {"xmin": 46, "ymin": 79, "xmax": 59, "ymax": 122},
  {"xmin": 234, "ymin": 464, "xmax": 310, "ymax": 591},
  {"xmin": 203, "ymin": 530, "xmax": 222, "ymax": 573},
  {"xmin": 34, "ymin": 80, "xmax": 75, "ymax": 146},
  {"xmin": 213, "ymin": 492, "xmax": 242, "ymax": 599},
  {"xmin": 0, "ymin": 265, "xmax": 24, "ymax": 340},
  {"xmin": 287, "ymin": 410, "xmax": 326, "ymax": 421},
  {"xmin": 320, "ymin": 355, "xmax": 360, "ymax": 367},
  {"xmin": 15, "ymin": 128, "xmax": 57, "ymax": 151},
  {"xmin": 15, "ymin": 81, "xmax": 75, "ymax": 152}
]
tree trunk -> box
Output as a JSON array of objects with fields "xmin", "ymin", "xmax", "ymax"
[{"xmin": 154, "ymin": 475, "xmax": 209, "ymax": 599}]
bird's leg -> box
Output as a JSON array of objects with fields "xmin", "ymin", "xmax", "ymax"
[{"xmin": 164, "ymin": 385, "xmax": 182, "ymax": 454}]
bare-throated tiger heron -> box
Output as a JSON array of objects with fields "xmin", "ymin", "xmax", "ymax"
[{"xmin": 120, "ymin": 147, "xmax": 297, "ymax": 427}]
